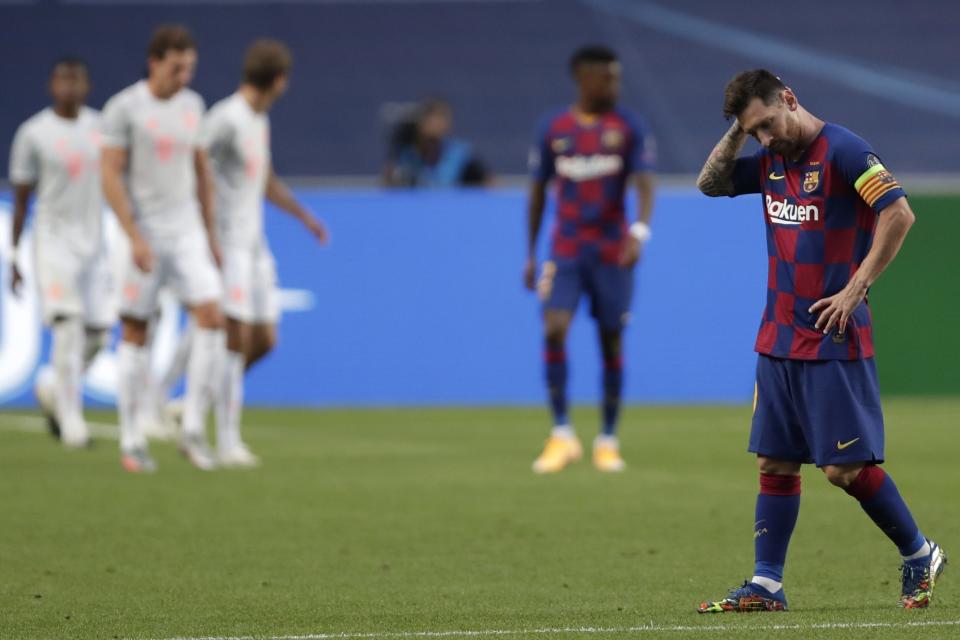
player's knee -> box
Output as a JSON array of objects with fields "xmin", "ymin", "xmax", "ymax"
[
  {"xmin": 225, "ymin": 317, "xmax": 249, "ymax": 353},
  {"xmin": 121, "ymin": 317, "xmax": 149, "ymax": 346},
  {"xmin": 251, "ymin": 325, "xmax": 277, "ymax": 359},
  {"xmin": 192, "ymin": 302, "xmax": 224, "ymax": 330},
  {"xmin": 260, "ymin": 330, "xmax": 277, "ymax": 355},
  {"xmin": 822, "ymin": 464, "xmax": 864, "ymax": 489},
  {"xmin": 757, "ymin": 456, "xmax": 801, "ymax": 476},
  {"xmin": 599, "ymin": 330, "xmax": 623, "ymax": 359},
  {"xmin": 544, "ymin": 318, "xmax": 569, "ymax": 344}
]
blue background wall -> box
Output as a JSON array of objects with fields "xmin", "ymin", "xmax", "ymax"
[
  {"xmin": 0, "ymin": 188, "xmax": 769, "ymax": 406},
  {"xmin": 1, "ymin": 0, "xmax": 958, "ymax": 177}
]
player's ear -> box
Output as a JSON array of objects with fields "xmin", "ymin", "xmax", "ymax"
[{"xmin": 782, "ymin": 88, "xmax": 798, "ymax": 111}]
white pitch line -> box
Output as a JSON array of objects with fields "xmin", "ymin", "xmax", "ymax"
[
  {"xmin": 0, "ymin": 413, "xmax": 119, "ymax": 439},
  {"xmin": 147, "ymin": 619, "xmax": 960, "ymax": 640}
]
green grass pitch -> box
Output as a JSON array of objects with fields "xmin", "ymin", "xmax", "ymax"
[{"xmin": 1, "ymin": 399, "xmax": 958, "ymax": 639}]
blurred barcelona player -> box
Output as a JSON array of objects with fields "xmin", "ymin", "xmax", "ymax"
[{"xmin": 524, "ymin": 45, "xmax": 656, "ymax": 474}]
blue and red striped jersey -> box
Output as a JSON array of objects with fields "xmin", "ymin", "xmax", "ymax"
[
  {"xmin": 530, "ymin": 108, "xmax": 655, "ymax": 264},
  {"xmin": 731, "ymin": 123, "xmax": 906, "ymax": 360}
]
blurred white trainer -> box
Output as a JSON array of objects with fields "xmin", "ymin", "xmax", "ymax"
[{"xmin": 218, "ymin": 442, "xmax": 260, "ymax": 469}]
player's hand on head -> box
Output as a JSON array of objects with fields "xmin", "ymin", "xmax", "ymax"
[{"xmin": 523, "ymin": 257, "xmax": 537, "ymax": 291}]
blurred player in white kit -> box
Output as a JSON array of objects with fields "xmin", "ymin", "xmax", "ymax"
[
  {"xmin": 201, "ymin": 39, "xmax": 328, "ymax": 466},
  {"xmin": 100, "ymin": 25, "xmax": 223, "ymax": 473},
  {"xmin": 8, "ymin": 58, "xmax": 115, "ymax": 448}
]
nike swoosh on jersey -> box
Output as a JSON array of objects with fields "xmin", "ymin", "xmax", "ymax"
[
  {"xmin": 768, "ymin": 172, "xmax": 785, "ymax": 180},
  {"xmin": 837, "ymin": 437, "xmax": 861, "ymax": 450}
]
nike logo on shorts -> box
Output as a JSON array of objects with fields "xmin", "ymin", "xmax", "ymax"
[{"xmin": 837, "ymin": 437, "xmax": 860, "ymax": 450}]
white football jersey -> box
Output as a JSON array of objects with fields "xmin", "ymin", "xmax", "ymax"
[
  {"xmin": 9, "ymin": 106, "xmax": 104, "ymax": 256},
  {"xmin": 100, "ymin": 80, "xmax": 206, "ymax": 239},
  {"xmin": 201, "ymin": 92, "xmax": 271, "ymax": 248}
]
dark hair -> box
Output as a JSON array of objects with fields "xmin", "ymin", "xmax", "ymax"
[
  {"xmin": 417, "ymin": 97, "xmax": 451, "ymax": 121},
  {"xmin": 147, "ymin": 24, "xmax": 196, "ymax": 60},
  {"xmin": 723, "ymin": 69, "xmax": 785, "ymax": 119},
  {"xmin": 569, "ymin": 45, "xmax": 618, "ymax": 75},
  {"xmin": 243, "ymin": 39, "xmax": 293, "ymax": 90},
  {"xmin": 51, "ymin": 56, "xmax": 88, "ymax": 75}
]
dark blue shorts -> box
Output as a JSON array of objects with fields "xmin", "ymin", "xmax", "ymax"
[
  {"xmin": 541, "ymin": 258, "xmax": 633, "ymax": 331},
  {"xmin": 749, "ymin": 354, "xmax": 885, "ymax": 467}
]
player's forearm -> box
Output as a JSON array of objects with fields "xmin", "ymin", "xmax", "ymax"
[
  {"xmin": 11, "ymin": 185, "xmax": 32, "ymax": 249},
  {"xmin": 527, "ymin": 183, "xmax": 546, "ymax": 258},
  {"xmin": 850, "ymin": 199, "xmax": 916, "ymax": 292},
  {"xmin": 198, "ymin": 188, "xmax": 216, "ymax": 239},
  {"xmin": 635, "ymin": 172, "xmax": 656, "ymax": 225},
  {"xmin": 194, "ymin": 151, "xmax": 217, "ymax": 237},
  {"xmin": 697, "ymin": 121, "xmax": 748, "ymax": 197},
  {"xmin": 266, "ymin": 173, "xmax": 308, "ymax": 221},
  {"xmin": 102, "ymin": 169, "xmax": 142, "ymax": 241}
]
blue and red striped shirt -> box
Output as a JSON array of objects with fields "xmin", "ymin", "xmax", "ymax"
[
  {"xmin": 530, "ymin": 107, "xmax": 655, "ymax": 264},
  {"xmin": 731, "ymin": 123, "xmax": 906, "ymax": 360}
]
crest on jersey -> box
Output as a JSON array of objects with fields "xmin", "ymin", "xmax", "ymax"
[
  {"xmin": 551, "ymin": 137, "xmax": 571, "ymax": 153},
  {"xmin": 803, "ymin": 169, "xmax": 820, "ymax": 193},
  {"xmin": 602, "ymin": 129, "xmax": 624, "ymax": 149}
]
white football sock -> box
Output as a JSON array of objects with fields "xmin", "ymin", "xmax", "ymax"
[
  {"xmin": 552, "ymin": 424, "xmax": 575, "ymax": 439},
  {"xmin": 117, "ymin": 341, "xmax": 149, "ymax": 451},
  {"xmin": 594, "ymin": 434, "xmax": 620, "ymax": 448},
  {"xmin": 137, "ymin": 316, "xmax": 163, "ymax": 428},
  {"xmin": 82, "ymin": 327, "xmax": 110, "ymax": 370},
  {"xmin": 51, "ymin": 317, "xmax": 87, "ymax": 444},
  {"xmin": 903, "ymin": 539, "xmax": 931, "ymax": 561},
  {"xmin": 161, "ymin": 320, "xmax": 194, "ymax": 398},
  {"xmin": 751, "ymin": 576, "xmax": 782, "ymax": 594},
  {"xmin": 216, "ymin": 349, "xmax": 245, "ymax": 453},
  {"xmin": 181, "ymin": 327, "xmax": 224, "ymax": 438},
  {"xmin": 34, "ymin": 365, "xmax": 57, "ymax": 414}
]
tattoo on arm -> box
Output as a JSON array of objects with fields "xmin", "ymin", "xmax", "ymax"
[{"xmin": 696, "ymin": 121, "xmax": 748, "ymax": 196}]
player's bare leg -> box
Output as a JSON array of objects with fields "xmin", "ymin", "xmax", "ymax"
[
  {"xmin": 215, "ymin": 316, "xmax": 260, "ymax": 468},
  {"xmin": 532, "ymin": 309, "xmax": 581, "ymax": 473},
  {"xmin": 592, "ymin": 328, "xmax": 625, "ymax": 471},
  {"xmin": 245, "ymin": 322, "xmax": 277, "ymax": 371},
  {"xmin": 117, "ymin": 317, "xmax": 156, "ymax": 472},
  {"xmin": 178, "ymin": 301, "xmax": 223, "ymax": 470}
]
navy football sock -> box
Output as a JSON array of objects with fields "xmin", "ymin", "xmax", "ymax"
[
  {"xmin": 754, "ymin": 474, "xmax": 801, "ymax": 584},
  {"xmin": 601, "ymin": 356, "xmax": 623, "ymax": 436},
  {"xmin": 845, "ymin": 465, "xmax": 925, "ymax": 557},
  {"xmin": 544, "ymin": 340, "xmax": 568, "ymax": 426}
]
